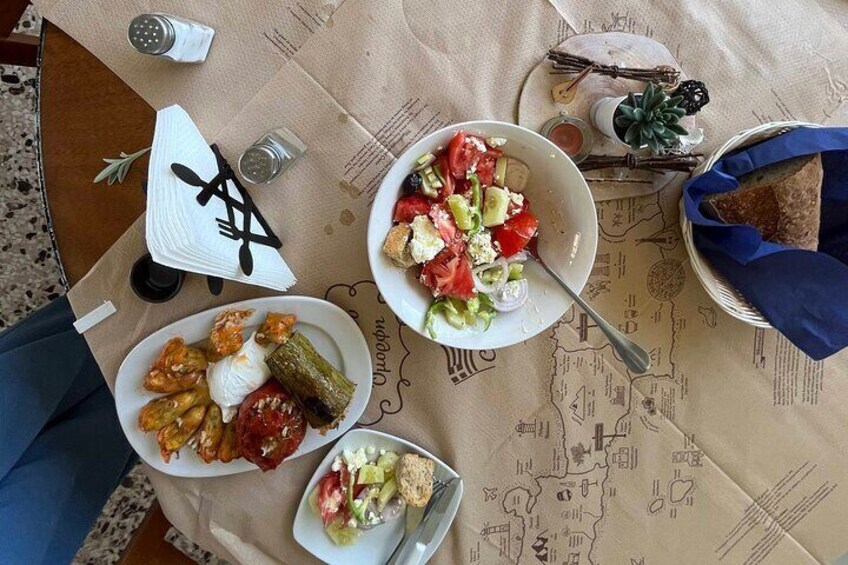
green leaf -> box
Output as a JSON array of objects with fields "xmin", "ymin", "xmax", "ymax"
[
  {"xmin": 618, "ymin": 105, "xmax": 636, "ymax": 120},
  {"xmin": 667, "ymin": 95, "xmax": 684, "ymax": 108},
  {"xmin": 633, "ymin": 107, "xmax": 646, "ymax": 122},
  {"xmin": 652, "ymin": 122, "xmax": 666, "ymax": 134},
  {"xmin": 615, "ymin": 115, "xmax": 631, "ymax": 128},
  {"xmin": 625, "ymin": 122, "xmax": 641, "ymax": 143},
  {"xmin": 648, "ymin": 91, "xmax": 666, "ymax": 110},
  {"xmin": 656, "ymin": 127, "xmax": 677, "ymax": 141},
  {"xmin": 93, "ymin": 164, "xmax": 119, "ymax": 183},
  {"xmin": 669, "ymin": 107, "xmax": 686, "ymax": 118},
  {"xmin": 647, "ymin": 137, "xmax": 662, "ymax": 154},
  {"xmin": 667, "ymin": 123, "xmax": 689, "ymax": 136},
  {"xmin": 641, "ymin": 124, "xmax": 655, "ymax": 139},
  {"xmin": 93, "ymin": 147, "xmax": 151, "ymax": 185}
]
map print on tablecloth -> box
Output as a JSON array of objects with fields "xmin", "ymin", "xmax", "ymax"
[{"xmin": 324, "ymin": 280, "xmax": 498, "ymax": 425}]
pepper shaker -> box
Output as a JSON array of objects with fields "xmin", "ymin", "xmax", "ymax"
[
  {"xmin": 128, "ymin": 13, "xmax": 215, "ymax": 63},
  {"xmin": 238, "ymin": 128, "xmax": 307, "ymax": 184}
]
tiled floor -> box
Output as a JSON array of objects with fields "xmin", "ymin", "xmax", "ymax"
[{"xmin": 0, "ymin": 7, "xmax": 215, "ymax": 564}]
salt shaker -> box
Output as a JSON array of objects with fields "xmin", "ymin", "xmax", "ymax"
[
  {"xmin": 238, "ymin": 128, "xmax": 307, "ymax": 184},
  {"xmin": 127, "ymin": 14, "xmax": 215, "ymax": 63}
]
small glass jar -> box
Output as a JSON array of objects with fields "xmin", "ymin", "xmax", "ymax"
[
  {"xmin": 127, "ymin": 14, "xmax": 215, "ymax": 63},
  {"xmin": 238, "ymin": 128, "xmax": 307, "ymax": 184},
  {"xmin": 540, "ymin": 115, "xmax": 594, "ymax": 164}
]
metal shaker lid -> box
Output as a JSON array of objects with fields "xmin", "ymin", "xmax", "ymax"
[
  {"xmin": 128, "ymin": 14, "xmax": 176, "ymax": 55},
  {"xmin": 239, "ymin": 143, "xmax": 283, "ymax": 184}
]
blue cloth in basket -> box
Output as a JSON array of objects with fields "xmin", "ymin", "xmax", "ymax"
[{"xmin": 683, "ymin": 126, "xmax": 848, "ymax": 360}]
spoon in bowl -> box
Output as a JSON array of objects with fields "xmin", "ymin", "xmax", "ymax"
[{"xmin": 526, "ymin": 237, "xmax": 651, "ymax": 374}]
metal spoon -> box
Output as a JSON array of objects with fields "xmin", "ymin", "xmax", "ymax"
[{"xmin": 526, "ymin": 238, "xmax": 651, "ymax": 374}]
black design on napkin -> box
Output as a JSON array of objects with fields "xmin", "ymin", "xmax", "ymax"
[{"xmin": 170, "ymin": 144, "xmax": 281, "ymax": 276}]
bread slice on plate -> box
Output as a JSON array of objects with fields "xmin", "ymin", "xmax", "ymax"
[{"xmin": 701, "ymin": 153, "xmax": 823, "ymax": 251}]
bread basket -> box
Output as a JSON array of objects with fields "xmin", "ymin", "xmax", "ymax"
[{"xmin": 679, "ymin": 120, "xmax": 822, "ymax": 328}]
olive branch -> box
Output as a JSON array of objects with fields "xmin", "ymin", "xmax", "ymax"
[{"xmin": 93, "ymin": 147, "xmax": 151, "ymax": 185}]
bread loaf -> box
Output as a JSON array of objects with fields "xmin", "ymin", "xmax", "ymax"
[{"xmin": 701, "ymin": 153, "xmax": 823, "ymax": 251}]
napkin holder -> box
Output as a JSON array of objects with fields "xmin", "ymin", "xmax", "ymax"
[{"xmin": 170, "ymin": 144, "xmax": 282, "ymax": 277}]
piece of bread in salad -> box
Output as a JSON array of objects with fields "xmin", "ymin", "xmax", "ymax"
[
  {"xmin": 395, "ymin": 453, "xmax": 435, "ymax": 507},
  {"xmin": 382, "ymin": 223, "xmax": 415, "ymax": 269}
]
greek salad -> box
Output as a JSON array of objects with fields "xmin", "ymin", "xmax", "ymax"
[
  {"xmin": 308, "ymin": 447, "xmax": 436, "ymax": 545},
  {"xmin": 382, "ymin": 132, "xmax": 539, "ymax": 337}
]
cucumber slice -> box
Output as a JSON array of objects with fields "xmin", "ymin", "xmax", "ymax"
[
  {"xmin": 446, "ymin": 195, "xmax": 474, "ymax": 230},
  {"xmin": 504, "ymin": 158, "xmax": 530, "ymax": 192},
  {"xmin": 482, "ymin": 186, "xmax": 510, "ymax": 227},
  {"xmin": 420, "ymin": 169, "xmax": 439, "ymax": 198},
  {"xmin": 326, "ymin": 516, "xmax": 361, "ymax": 545},
  {"xmin": 377, "ymin": 451, "xmax": 400, "ymax": 478},
  {"xmin": 508, "ymin": 263, "xmax": 524, "ymax": 280},
  {"xmin": 494, "ymin": 157, "xmax": 508, "ymax": 187},
  {"xmin": 414, "ymin": 153, "xmax": 436, "ymax": 171},
  {"xmin": 357, "ymin": 464, "xmax": 385, "ymax": 485},
  {"xmin": 308, "ymin": 486, "xmax": 320, "ymax": 516},
  {"xmin": 377, "ymin": 478, "xmax": 398, "ymax": 511},
  {"xmin": 480, "ymin": 266, "xmax": 505, "ymax": 284}
]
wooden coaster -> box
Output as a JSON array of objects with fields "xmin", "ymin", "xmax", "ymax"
[{"xmin": 519, "ymin": 32, "xmax": 697, "ymax": 201}]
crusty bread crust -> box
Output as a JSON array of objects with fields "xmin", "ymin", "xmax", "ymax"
[
  {"xmin": 382, "ymin": 223, "xmax": 415, "ymax": 268},
  {"xmin": 702, "ymin": 153, "xmax": 822, "ymax": 251}
]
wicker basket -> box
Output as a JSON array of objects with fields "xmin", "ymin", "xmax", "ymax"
[{"xmin": 679, "ymin": 120, "xmax": 821, "ymax": 328}]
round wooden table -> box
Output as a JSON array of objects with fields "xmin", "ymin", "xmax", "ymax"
[
  {"xmin": 39, "ymin": 21, "xmax": 192, "ymax": 564},
  {"xmin": 40, "ymin": 21, "xmax": 152, "ymax": 286}
]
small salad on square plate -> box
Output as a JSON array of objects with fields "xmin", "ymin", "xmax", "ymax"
[{"xmin": 293, "ymin": 429, "xmax": 463, "ymax": 565}]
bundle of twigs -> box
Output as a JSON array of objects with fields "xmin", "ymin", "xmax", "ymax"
[
  {"xmin": 578, "ymin": 153, "xmax": 702, "ymax": 173},
  {"xmin": 547, "ymin": 50, "xmax": 680, "ymax": 87}
]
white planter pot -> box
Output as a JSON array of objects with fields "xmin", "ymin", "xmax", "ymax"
[{"xmin": 589, "ymin": 95, "xmax": 627, "ymax": 145}]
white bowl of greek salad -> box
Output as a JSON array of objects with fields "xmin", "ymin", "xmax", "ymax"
[{"xmin": 367, "ymin": 121, "xmax": 597, "ymax": 349}]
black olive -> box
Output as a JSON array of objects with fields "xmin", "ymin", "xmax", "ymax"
[{"xmin": 402, "ymin": 172, "xmax": 423, "ymax": 195}]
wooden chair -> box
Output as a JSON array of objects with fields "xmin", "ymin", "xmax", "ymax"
[{"xmin": 1, "ymin": 0, "xmax": 39, "ymax": 67}]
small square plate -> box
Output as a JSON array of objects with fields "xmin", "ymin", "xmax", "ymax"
[{"xmin": 293, "ymin": 429, "xmax": 463, "ymax": 565}]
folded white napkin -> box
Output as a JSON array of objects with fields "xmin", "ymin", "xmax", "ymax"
[{"xmin": 145, "ymin": 105, "xmax": 296, "ymax": 291}]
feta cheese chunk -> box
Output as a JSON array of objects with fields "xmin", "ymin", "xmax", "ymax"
[
  {"xmin": 467, "ymin": 232, "xmax": 498, "ymax": 266},
  {"xmin": 486, "ymin": 136, "xmax": 507, "ymax": 148},
  {"xmin": 343, "ymin": 448, "xmax": 368, "ymax": 472},
  {"xmin": 409, "ymin": 215, "xmax": 445, "ymax": 264}
]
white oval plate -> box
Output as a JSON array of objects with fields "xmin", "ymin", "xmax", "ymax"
[
  {"xmin": 293, "ymin": 429, "xmax": 463, "ymax": 565},
  {"xmin": 114, "ymin": 296, "xmax": 372, "ymax": 478},
  {"xmin": 367, "ymin": 120, "xmax": 598, "ymax": 350}
]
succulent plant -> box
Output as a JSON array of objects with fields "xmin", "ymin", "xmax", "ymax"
[{"xmin": 615, "ymin": 82, "xmax": 688, "ymax": 153}]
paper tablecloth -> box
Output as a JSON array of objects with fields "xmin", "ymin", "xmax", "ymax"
[{"xmin": 34, "ymin": 0, "xmax": 848, "ymax": 562}]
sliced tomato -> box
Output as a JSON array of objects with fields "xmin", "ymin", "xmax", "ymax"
[
  {"xmin": 447, "ymin": 132, "xmax": 491, "ymax": 179},
  {"xmin": 393, "ymin": 194, "xmax": 431, "ymax": 223},
  {"xmin": 429, "ymin": 203, "xmax": 459, "ymax": 245},
  {"xmin": 420, "ymin": 248, "xmax": 476, "ymax": 300},
  {"xmin": 317, "ymin": 471, "xmax": 346, "ymax": 526},
  {"xmin": 434, "ymin": 154, "xmax": 455, "ymax": 199},
  {"xmin": 447, "ymin": 132, "xmax": 470, "ymax": 179},
  {"xmin": 476, "ymin": 153, "xmax": 497, "ymax": 186},
  {"xmin": 494, "ymin": 211, "xmax": 539, "ymax": 258}
]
